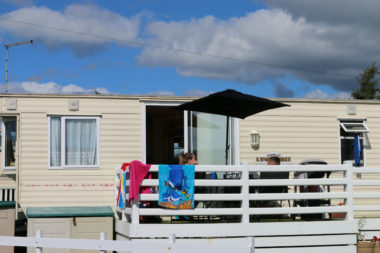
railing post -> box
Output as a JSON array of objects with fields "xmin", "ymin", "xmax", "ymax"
[
  {"xmin": 36, "ymin": 229, "xmax": 43, "ymax": 253},
  {"xmin": 344, "ymin": 164, "xmax": 354, "ymax": 221},
  {"xmin": 242, "ymin": 165, "xmax": 250, "ymax": 224},
  {"xmin": 168, "ymin": 233, "xmax": 176, "ymax": 251},
  {"xmin": 248, "ymin": 236, "xmax": 255, "ymax": 253},
  {"xmin": 169, "ymin": 233, "xmax": 176, "ymax": 244},
  {"xmin": 131, "ymin": 199, "xmax": 140, "ymax": 224},
  {"xmin": 100, "ymin": 232, "xmax": 106, "ymax": 253}
]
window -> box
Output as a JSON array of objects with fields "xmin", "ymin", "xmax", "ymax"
[
  {"xmin": 339, "ymin": 119, "xmax": 369, "ymax": 167},
  {"xmin": 340, "ymin": 122, "xmax": 369, "ymax": 133},
  {"xmin": 0, "ymin": 119, "xmax": 2, "ymax": 151},
  {"xmin": 2, "ymin": 118, "xmax": 17, "ymax": 170},
  {"xmin": 49, "ymin": 116, "xmax": 100, "ymax": 168}
]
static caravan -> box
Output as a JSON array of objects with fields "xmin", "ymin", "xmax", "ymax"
[
  {"xmin": 0, "ymin": 94, "xmax": 379, "ymax": 210},
  {"xmin": 0, "ymin": 94, "xmax": 379, "ymax": 252}
]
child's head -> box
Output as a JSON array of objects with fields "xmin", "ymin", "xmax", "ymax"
[
  {"xmin": 179, "ymin": 152, "xmax": 198, "ymax": 165},
  {"xmin": 266, "ymin": 152, "xmax": 281, "ymax": 165}
]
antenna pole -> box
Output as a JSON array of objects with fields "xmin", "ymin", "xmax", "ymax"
[{"xmin": 4, "ymin": 40, "xmax": 33, "ymax": 93}]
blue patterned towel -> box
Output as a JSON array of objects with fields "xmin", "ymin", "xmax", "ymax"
[{"xmin": 158, "ymin": 164, "xmax": 194, "ymax": 209}]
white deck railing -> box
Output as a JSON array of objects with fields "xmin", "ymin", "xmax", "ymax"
[
  {"xmin": 353, "ymin": 167, "xmax": 380, "ymax": 212},
  {"xmin": 114, "ymin": 163, "xmax": 380, "ymax": 224}
]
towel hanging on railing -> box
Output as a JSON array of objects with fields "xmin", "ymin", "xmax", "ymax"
[
  {"xmin": 117, "ymin": 163, "xmax": 128, "ymax": 208},
  {"xmin": 128, "ymin": 160, "xmax": 152, "ymax": 203},
  {"xmin": 158, "ymin": 164, "xmax": 194, "ymax": 209}
]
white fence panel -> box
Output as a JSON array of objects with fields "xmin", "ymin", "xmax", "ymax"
[{"xmin": 0, "ymin": 231, "xmax": 253, "ymax": 253}]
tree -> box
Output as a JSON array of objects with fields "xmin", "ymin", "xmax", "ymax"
[{"xmin": 352, "ymin": 61, "xmax": 380, "ymax": 99}]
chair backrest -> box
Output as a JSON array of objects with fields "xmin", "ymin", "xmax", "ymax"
[
  {"xmin": 299, "ymin": 159, "xmax": 330, "ymax": 179},
  {"xmin": 259, "ymin": 171, "xmax": 289, "ymax": 194}
]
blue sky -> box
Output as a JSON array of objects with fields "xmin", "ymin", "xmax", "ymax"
[{"xmin": 0, "ymin": 0, "xmax": 379, "ymax": 98}]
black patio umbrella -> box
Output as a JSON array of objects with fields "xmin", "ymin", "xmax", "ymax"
[{"xmin": 176, "ymin": 89, "xmax": 290, "ymax": 164}]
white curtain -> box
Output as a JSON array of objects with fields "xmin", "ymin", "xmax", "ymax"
[
  {"xmin": 65, "ymin": 119, "xmax": 97, "ymax": 165},
  {"xmin": 50, "ymin": 117, "xmax": 61, "ymax": 167}
]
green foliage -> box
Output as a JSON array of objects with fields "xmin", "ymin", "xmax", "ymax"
[{"xmin": 352, "ymin": 61, "xmax": 380, "ymax": 99}]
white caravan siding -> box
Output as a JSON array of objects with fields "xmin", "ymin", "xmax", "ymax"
[
  {"xmin": 1, "ymin": 95, "xmax": 380, "ymax": 217},
  {"xmin": 1, "ymin": 96, "xmax": 144, "ymax": 210},
  {"xmin": 240, "ymin": 100, "xmax": 380, "ymax": 218},
  {"xmin": 240, "ymin": 100, "xmax": 380, "ymax": 167}
]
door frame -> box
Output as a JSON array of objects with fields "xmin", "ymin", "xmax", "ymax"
[
  {"xmin": 141, "ymin": 101, "xmax": 240, "ymax": 165},
  {"xmin": 141, "ymin": 101, "xmax": 187, "ymax": 164}
]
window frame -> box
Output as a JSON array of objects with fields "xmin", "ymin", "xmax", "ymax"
[
  {"xmin": 340, "ymin": 122, "xmax": 370, "ymax": 133},
  {"xmin": 0, "ymin": 118, "xmax": 2, "ymax": 152},
  {"xmin": 48, "ymin": 116, "xmax": 100, "ymax": 169},
  {"xmin": 338, "ymin": 119, "xmax": 368, "ymax": 166},
  {"xmin": 2, "ymin": 117, "xmax": 17, "ymax": 171}
]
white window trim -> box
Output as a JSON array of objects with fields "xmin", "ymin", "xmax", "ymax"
[
  {"xmin": 48, "ymin": 116, "xmax": 100, "ymax": 169},
  {"xmin": 340, "ymin": 122, "xmax": 370, "ymax": 133},
  {"xmin": 2, "ymin": 118, "xmax": 17, "ymax": 171},
  {"xmin": 338, "ymin": 119, "xmax": 366, "ymax": 166}
]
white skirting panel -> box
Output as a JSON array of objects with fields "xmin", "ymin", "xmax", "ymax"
[
  {"xmin": 115, "ymin": 233, "xmax": 356, "ymax": 253},
  {"xmin": 115, "ymin": 220, "xmax": 357, "ymax": 253},
  {"xmin": 255, "ymin": 246, "xmax": 356, "ymax": 253},
  {"xmin": 115, "ymin": 220, "xmax": 357, "ymax": 238}
]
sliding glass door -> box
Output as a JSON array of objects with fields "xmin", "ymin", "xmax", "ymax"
[
  {"xmin": 144, "ymin": 104, "xmax": 236, "ymax": 165},
  {"xmin": 188, "ymin": 112, "xmax": 230, "ymax": 165}
]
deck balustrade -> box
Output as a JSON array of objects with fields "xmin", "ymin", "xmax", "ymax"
[{"xmin": 115, "ymin": 164, "xmax": 380, "ymax": 225}]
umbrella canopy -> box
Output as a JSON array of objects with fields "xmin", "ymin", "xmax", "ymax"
[
  {"xmin": 177, "ymin": 89, "xmax": 289, "ymax": 119},
  {"xmin": 176, "ymin": 89, "xmax": 290, "ymax": 164}
]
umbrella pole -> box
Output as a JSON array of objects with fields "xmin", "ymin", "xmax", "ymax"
[{"xmin": 225, "ymin": 116, "xmax": 229, "ymax": 165}]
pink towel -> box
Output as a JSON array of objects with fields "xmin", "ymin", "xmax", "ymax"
[{"xmin": 128, "ymin": 160, "xmax": 151, "ymax": 203}]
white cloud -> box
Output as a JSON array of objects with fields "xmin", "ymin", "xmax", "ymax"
[
  {"xmin": 0, "ymin": 81, "xmax": 109, "ymax": 94},
  {"xmin": 183, "ymin": 89, "xmax": 211, "ymax": 97},
  {"xmin": 305, "ymin": 89, "xmax": 330, "ymax": 99},
  {"xmin": 137, "ymin": 4, "xmax": 380, "ymax": 93},
  {"xmin": 305, "ymin": 89, "xmax": 352, "ymax": 99},
  {"xmin": 61, "ymin": 84, "xmax": 88, "ymax": 94},
  {"xmin": 0, "ymin": 4, "xmax": 141, "ymax": 57},
  {"xmin": 332, "ymin": 92, "xmax": 352, "ymax": 100},
  {"xmin": 263, "ymin": 0, "xmax": 380, "ymax": 28},
  {"xmin": 22, "ymin": 81, "xmax": 61, "ymax": 93}
]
